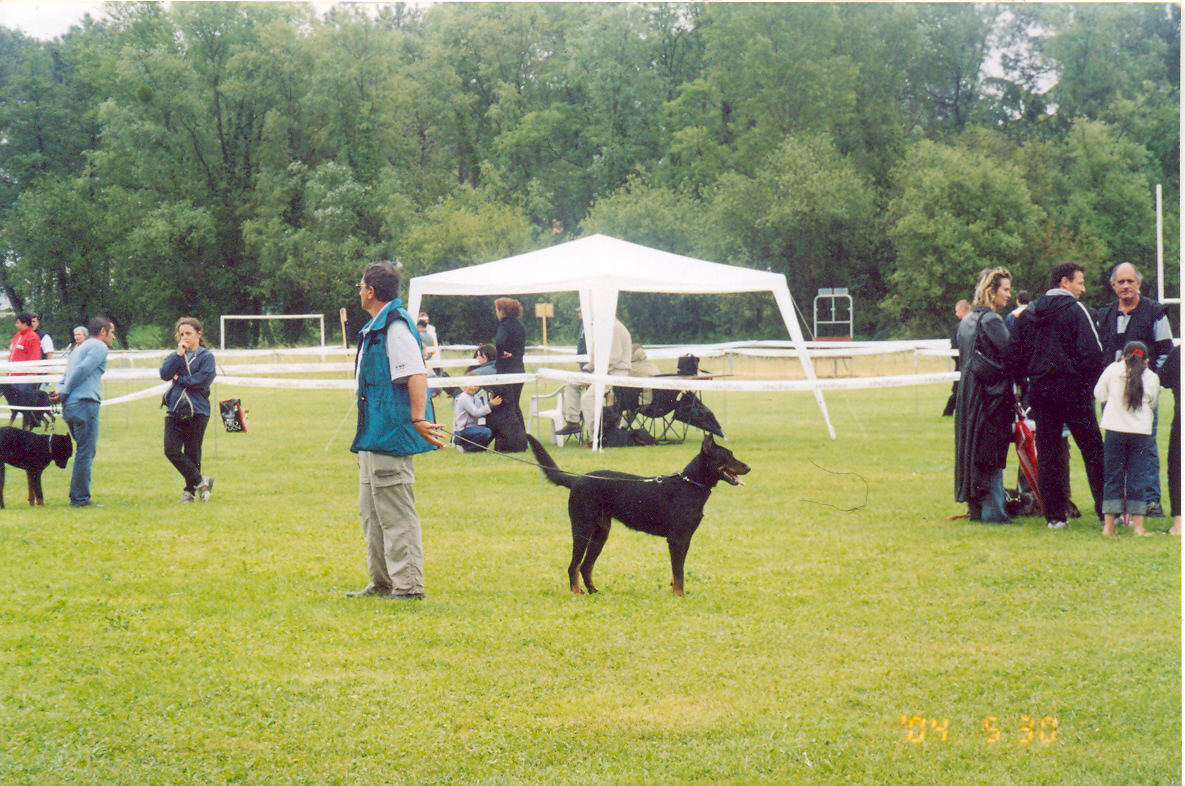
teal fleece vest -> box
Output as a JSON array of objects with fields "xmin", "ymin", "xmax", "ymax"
[{"xmin": 350, "ymin": 299, "xmax": 436, "ymax": 457}]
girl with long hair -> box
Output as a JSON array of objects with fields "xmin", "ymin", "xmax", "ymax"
[
  {"xmin": 159, "ymin": 317, "xmax": 217, "ymax": 502},
  {"xmin": 1094, "ymin": 341, "xmax": 1160, "ymax": 536}
]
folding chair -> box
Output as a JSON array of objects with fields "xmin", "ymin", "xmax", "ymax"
[{"xmin": 617, "ymin": 385, "xmax": 687, "ymax": 444}]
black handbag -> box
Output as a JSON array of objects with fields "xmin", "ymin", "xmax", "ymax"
[{"xmin": 967, "ymin": 313, "xmax": 1006, "ymax": 385}]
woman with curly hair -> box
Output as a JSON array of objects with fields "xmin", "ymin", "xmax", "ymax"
[
  {"xmin": 954, "ymin": 267, "xmax": 1015, "ymax": 522},
  {"xmin": 493, "ymin": 297, "xmax": 526, "ymax": 429}
]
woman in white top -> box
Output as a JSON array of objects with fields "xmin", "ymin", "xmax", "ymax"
[{"xmin": 1094, "ymin": 340, "xmax": 1160, "ymax": 536}]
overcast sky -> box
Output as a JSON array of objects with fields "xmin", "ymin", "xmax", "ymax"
[
  {"xmin": 0, "ymin": 1, "xmax": 108, "ymax": 40},
  {"xmin": 0, "ymin": 1, "xmax": 411, "ymax": 40}
]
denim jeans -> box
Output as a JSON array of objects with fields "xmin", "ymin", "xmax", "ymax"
[
  {"xmin": 1103, "ymin": 429, "xmax": 1151, "ymax": 514},
  {"xmin": 970, "ymin": 468, "xmax": 1010, "ymax": 522},
  {"xmin": 1143, "ymin": 403, "xmax": 1160, "ymax": 506},
  {"xmin": 454, "ymin": 425, "xmax": 493, "ymax": 452},
  {"xmin": 64, "ymin": 398, "xmax": 100, "ymax": 506}
]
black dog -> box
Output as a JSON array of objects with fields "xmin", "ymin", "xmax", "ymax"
[
  {"xmin": 0, "ymin": 384, "xmax": 54, "ymax": 431},
  {"xmin": 485, "ymin": 387, "xmax": 527, "ymax": 453},
  {"xmin": 0, "ymin": 427, "xmax": 72, "ymax": 507},
  {"xmin": 526, "ymin": 432, "xmax": 750, "ymax": 596}
]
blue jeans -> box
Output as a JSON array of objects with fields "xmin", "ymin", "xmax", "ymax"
[
  {"xmin": 455, "ymin": 426, "xmax": 493, "ymax": 452},
  {"xmin": 971, "ymin": 468, "xmax": 1010, "ymax": 522},
  {"xmin": 64, "ymin": 399, "xmax": 100, "ymax": 506},
  {"xmin": 1103, "ymin": 430, "xmax": 1150, "ymax": 515},
  {"xmin": 1143, "ymin": 403, "xmax": 1160, "ymax": 506}
]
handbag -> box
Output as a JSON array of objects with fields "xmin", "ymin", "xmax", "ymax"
[
  {"xmin": 967, "ymin": 313, "xmax": 1006, "ymax": 385},
  {"xmin": 219, "ymin": 398, "xmax": 249, "ymax": 433}
]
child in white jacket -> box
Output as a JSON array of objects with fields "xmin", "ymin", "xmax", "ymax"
[{"xmin": 1094, "ymin": 341, "xmax": 1160, "ymax": 536}]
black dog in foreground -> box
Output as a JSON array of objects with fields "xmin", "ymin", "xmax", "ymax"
[
  {"xmin": 525, "ymin": 432, "xmax": 750, "ymax": 596},
  {"xmin": 0, "ymin": 427, "xmax": 72, "ymax": 507},
  {"xmin": 0, "ymin": 384, "xmax": 54, "ymax": 431}
]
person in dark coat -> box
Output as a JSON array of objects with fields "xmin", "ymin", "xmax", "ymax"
[
  {"xmin": 493, "ymin": 297, "xmax": 527, "ymax": 429},
  {"xmin": 955, "ymin": 268, "xmax": 1014, "ymax": 522},
  {"xmin": 1006, "ymin": 261, "xmax": 1107, "ymax": 530},
  {"xmin": 1158, "ymin": 344, "xmax": 1180, "ymax": 535},
  {"xmin": 942, "ymin": 300, "xmax": 971, "ymax": 417},
  {"xmin": 1094, "ymin": 263, "xmax": 1175, "ymax": 517}
]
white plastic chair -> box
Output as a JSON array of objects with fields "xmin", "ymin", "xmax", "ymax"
[{"xmin": 528, "ymin": 386, "xmax": 568, "ymax": 447}]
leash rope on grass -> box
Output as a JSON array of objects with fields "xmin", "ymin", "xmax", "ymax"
[{"xmin": 798, "ymin": 460, "xmax": 868, "ymax": 513}]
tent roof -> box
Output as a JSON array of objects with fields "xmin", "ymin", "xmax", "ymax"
[{"xmin": 408, "ymin": 234, "xmax": 782, "ymax": 297}]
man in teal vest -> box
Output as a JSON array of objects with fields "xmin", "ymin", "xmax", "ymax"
[{"xmin": 346, "ymin": 261, "xmax": 444, "ymax": 600}]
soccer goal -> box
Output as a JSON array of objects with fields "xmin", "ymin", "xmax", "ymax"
[{"xmin": 219, "ymin": 313, "xmax": 326, "ymax": 350}]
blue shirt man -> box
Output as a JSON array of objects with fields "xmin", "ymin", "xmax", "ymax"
[{"xmin": 49, "ymin": 317, "xmax": 114, "ymax": 507}]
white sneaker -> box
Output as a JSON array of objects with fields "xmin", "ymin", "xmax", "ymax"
[
  {"xmin": 197, "ymin": 476, "xmax": 214, "ymax": 502},
  {"xmin": 178, "ymin": 490, "xmax": 195, "ymax": 503},
  {"xmin": 1047, "ymin": 520, "xmax": 1068, "ymax": 530}
]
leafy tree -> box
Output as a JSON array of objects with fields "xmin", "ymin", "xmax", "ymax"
[
  {"xmin": 712, "ymin": 134, "xmax": 879, "ymax": 335},
  {"xmin": 886, "ymin": 138, "xmax": 1045, "ymax": 336},
  {"xmin": 401, "ymin": 185, "xmax": 537, "ymax": 345}
]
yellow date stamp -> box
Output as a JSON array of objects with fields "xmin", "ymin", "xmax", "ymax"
[{"xmin": 900, "ymin": 714, "xmax": 1058, "ymax": 744}]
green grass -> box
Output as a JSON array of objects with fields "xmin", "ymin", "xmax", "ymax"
[{"xmin": 0, "ymin": 374, "xmax": 1178, "ymax": 784}]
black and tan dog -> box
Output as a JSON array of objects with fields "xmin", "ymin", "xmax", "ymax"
[
  {"xmin": 0, "ymin": 384, "xmax": 54, "ymax": 431},
  {"xmin": 526, "ymin": 433, "xmax": 750, "ymax": 596},
  {"xmin": 0, "ymin": 427, "xmax": 72, "ymax": 507}
]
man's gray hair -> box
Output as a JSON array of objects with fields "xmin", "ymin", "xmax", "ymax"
[{"xmin": 1110, "ymin": 263, "xmax": 1143, "ymax": 283}]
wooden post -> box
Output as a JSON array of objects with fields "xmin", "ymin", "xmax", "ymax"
[
  {"xmin": 339, "ymin": 307, "xmax": 348, "ymax": 347},
  {"xmin": 535, "ymin": 302, "xmax": 554, "ymax": 345}
]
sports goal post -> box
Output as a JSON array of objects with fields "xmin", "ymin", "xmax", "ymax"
[{"xmin": 219, "ymin": 313, "xmax": 326, "ymax": 350}]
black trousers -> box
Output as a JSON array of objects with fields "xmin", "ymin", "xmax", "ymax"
[
  {"xmin": 1031, "ymin": 382, "xmax": 1105, "ymax": 523},
  {"xmin": 164, "ymin": 413, "xmax": 209, "ymax": 492},
  {"xmin": 1168, "ymin": 405, "xmax": 1180, "ymax": 518}
]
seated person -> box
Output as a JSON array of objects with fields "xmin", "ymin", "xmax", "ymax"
[
  {"xmin": 472, "ymin": 343, "xmax": 497, "ymax": 375},
  {"xmin": 453, "ymin": 381, "xmax": 501, "ymax": 452},
  {"xmin": 557, "ymin": 317, "xmax": 632, "ymax": 435},
  {"xmin": 629, "ymin": 343, "xmax": 660, "ymax": 408}
]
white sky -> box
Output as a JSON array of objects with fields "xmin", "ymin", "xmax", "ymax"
[
  {"xmin": 0, "ymin": 1, "xmax": 108, "ymax": 40},
  {"xmin": 0, "ymin": 1, "xmax": 411, "ymax": 40}
]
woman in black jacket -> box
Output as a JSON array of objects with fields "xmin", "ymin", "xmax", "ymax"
[
  {"xmin": 493, "ymin": 298, "xmax": 526, "ymax": 428},
  {"xmin": 954, "ymin": 267, "xmax": 1015, "ymax": 522},
  {"xmin": 160, "ymin": 317, "xmax": 216, "ymax": 502}
]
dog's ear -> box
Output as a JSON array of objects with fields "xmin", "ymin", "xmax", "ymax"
[{"xmin": 701, "ymin": 433, "xmax": 716, "ymax": 450}]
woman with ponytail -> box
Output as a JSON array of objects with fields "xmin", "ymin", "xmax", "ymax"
[{"xmin": 1094, "ymin": 341, "xmax": 1160, "ymax": 536}]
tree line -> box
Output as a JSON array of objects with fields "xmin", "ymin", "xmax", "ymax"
[{"xmin": 0, "ymin": 2, "xmax": 1178, "ymax": 347}]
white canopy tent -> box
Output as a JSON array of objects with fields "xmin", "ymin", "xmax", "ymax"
[{"xmin": 407, "ymin": 234, "xmax": 835, "ymax": 444}]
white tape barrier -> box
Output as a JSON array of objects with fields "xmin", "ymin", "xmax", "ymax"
[{"xmin": 535, "ymin": 368, "xmax": 958, "ymax": 392}]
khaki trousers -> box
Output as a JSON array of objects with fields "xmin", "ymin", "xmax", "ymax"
[{"xmin": 358, "ymin": 451, "xmax": 423, "ymax": 594}]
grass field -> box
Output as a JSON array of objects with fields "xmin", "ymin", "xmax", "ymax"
[{"xmin": 0, "ymin": 360, "xmax": 1179, "ymax": 785}]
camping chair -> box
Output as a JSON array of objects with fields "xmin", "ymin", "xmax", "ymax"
[{"xmin": 617, "ymin": 384, "xmax": 687, "ymax": 444}]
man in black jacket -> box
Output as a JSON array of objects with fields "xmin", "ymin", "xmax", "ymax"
[
  {"xmin": 1095, "ymin": 262, "xmax": 1175, "ymax": 517},
  {"xmin": 1006, "ymin": 261, "xmax": 1106, "ymax": 530}
]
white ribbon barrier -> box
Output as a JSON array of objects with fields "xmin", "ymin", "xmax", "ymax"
[{"xmin": 535, "ymin": 367, "xmax": 959, "ymax": 392}]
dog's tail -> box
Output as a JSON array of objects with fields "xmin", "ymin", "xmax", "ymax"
[{"xmin": 525, "ymin": 433, "xmax": 577, "ymax": 489}]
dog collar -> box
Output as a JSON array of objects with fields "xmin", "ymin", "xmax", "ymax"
[{"xmin": 675, "ymin": 472, "xmax": 707, "ymax": 488}]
